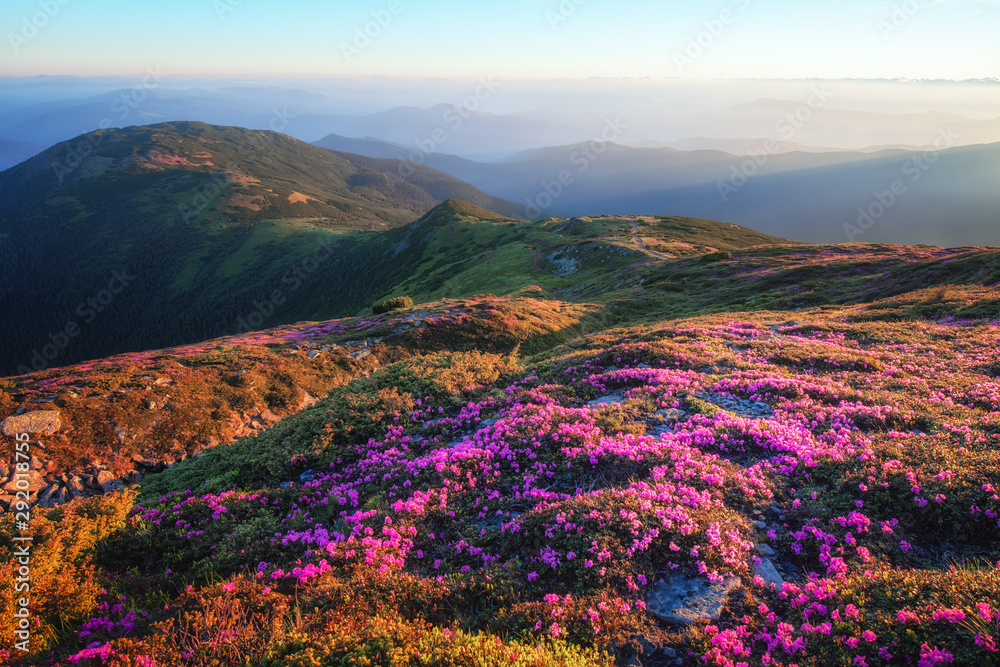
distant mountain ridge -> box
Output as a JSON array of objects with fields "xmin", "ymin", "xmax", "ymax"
[{"xmin": 313, "ymin": 133, "xmax": 1000, "ymax": 246}]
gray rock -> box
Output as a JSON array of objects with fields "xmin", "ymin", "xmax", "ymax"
[
  {"xmin": 655, "ymin": 408, "xmax": 685, "ymax": 421},
  {"xmin": 101, "ymin": 479, "xmax": 125, "ymax": 493},
  {"xmin": 757, "ymin": 543, "xmax": 776, "ymax": 557},
  {"xmin": 662, "ymin": 647, "xmax": 677, "ymax": 658},
  {"xmin": 646, "ymin": 574, "xmax": 742, "ymax": 625},
  {"xmin": 695, "ymin": 392, "xmax": 773, "ymax": 419},
  {"xmin": 587, "ymin": 394, "xmax": 625, "ymax": 408},
  {"xmin": 52, "ymin": 486, "xmax": 69, "ymax": 506},
  {"xmin": 547, "ymin": 251, "xmax": 580, "ymax": 277},
  {"xmin": 131, "ymin": 453, "xmax": 158, "ymax": 468},
  {"xmin": 624, "ymin": 658, "xmax": 643, "ymax": 667},
  {"xmin": 39, "ymin": 484, "xmax": 61, "ymax": 505},
  {"xmin": 648, "ymin": 425, "xmax": 673, "ymax": 437},
  {"xmin": 1, "ymin": 410, "xmax": 62, "ymax": 436},
  {"xmin": 307, "ymin": 350, "xmax": 322, "ymax": 359},
  {"xmin": 66, "ymin": 476, "xmax": 87, "ymax": 497},
  {"xmin": 3, "ymin": 470, "xmax": 45, "ymax": 493},
  {"xmin": 96, "ymin": 471, "xmax": 124, "ymax": 493},
  {"xmin": 754, "ymin": 558, "xmax": 784, "ymax": 590}
]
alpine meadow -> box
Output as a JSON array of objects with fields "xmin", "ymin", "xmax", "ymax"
[{"xmin": 1, "ymin": 2, "xmax": 999, "ymax": 666}]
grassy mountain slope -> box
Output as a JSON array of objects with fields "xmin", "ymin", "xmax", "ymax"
[
  {"xmin": 0, "ymin": 123, "xmax": 521, "ymax": 376},
  {"xmin": 367, "ymin": 203, "xmax": 799, "ymax": 307},
  {"xmin": 2, "ymin": 240, "xmax": 1000, "ymax": 666}
]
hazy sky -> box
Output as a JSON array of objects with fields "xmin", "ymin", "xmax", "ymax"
[{"xmin": 1, "ymin": 0, "xmax": 997, "ymax": 80}]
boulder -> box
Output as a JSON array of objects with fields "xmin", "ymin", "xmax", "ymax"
[
  {"xmin": 646, "ymin": 574, "xmax": 742, "ymax": 626},
  {"xmin": 754, "ymin": 558, "xmax": 784, "ymax": 590},
  {"xmin": 101, "ymin": 478, "xmax": 125, "ymax": 493},
  {"xmin": 131, "ymin": 453, "xmax": 159, "ymax": 468},
  {"xmin": 38, "ymin": 484, "xmax": 62, "ymax": 506},
  {"xmin": 2, "ymin": 470, "xmax": 46, "ymax": 493},
  {"xmin": 1, "ymin": 410, "xmax": 62, "ymax": 436},
  {"xmin": 96, "ymin": 470, "xmax": 124, "ymax": 493},
  {"xmin": 757, "ymin": 543, "xmax": 776, "ymax": 557},
  {"xmin": 66, "ymin": 476, "xmax": 87, "ymax": 498},
  {"xmin": 587, "ymin": 394, "xmax": 625, "ymax": 408},
  {"xmin": 695, "ymin": 392, "xmax": 772, "ymax": 419}
]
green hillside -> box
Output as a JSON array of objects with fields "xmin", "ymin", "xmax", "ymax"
[
  {"xmin": 368, "ymin": 203, "xmax": 799, "ymax": 312},
  {"xmin": 0, "ymin": 123, "xmax": 521, "ymax": 376}
]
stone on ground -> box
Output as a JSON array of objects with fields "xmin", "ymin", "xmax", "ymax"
[
  {"xmin": 1, "ymin": 410, "xmax": 62, "ymax": 436},
  {"xmin": 646, "ymin": 574, "xmax": 742, "ymax": 625}
]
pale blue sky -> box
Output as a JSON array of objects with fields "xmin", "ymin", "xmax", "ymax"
[{"xmin": 1, "ymin": 0, "xmax": 997, "ymax": 80}]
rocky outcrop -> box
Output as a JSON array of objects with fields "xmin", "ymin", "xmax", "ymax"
[
  {"xmin": 0, "ymin": 403, "xmax": 308, "ymax": 512},
  {"xmin": 1, "ymin": 410, "xmax": 62, "ymax": 436}
]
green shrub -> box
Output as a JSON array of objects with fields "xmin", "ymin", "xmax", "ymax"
[
  {"xmin": 373, "ymin": 296, "xmax": 414, "ymax": 314},
  {"xmin": 262, "ymin": 611, "xmax": 614, "ymax": 667},
  {"xmin": 701, "ymin": 250, "xmax": 732, "ymax": 262}
]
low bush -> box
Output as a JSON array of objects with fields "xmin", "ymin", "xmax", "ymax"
[{"xmin": 373, "ymin": 295, "xmax": 414, "ymax": 314}]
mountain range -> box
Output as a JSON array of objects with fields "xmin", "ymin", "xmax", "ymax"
[{"xmin": 314, "ymin": 133, "xmax": 1000, "ymax": 246}]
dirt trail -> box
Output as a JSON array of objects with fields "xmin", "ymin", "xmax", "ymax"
[{"xmin": 628, "ymin": 220, "xmax": 674, "ymax": 259}]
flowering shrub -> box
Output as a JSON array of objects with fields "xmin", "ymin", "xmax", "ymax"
[{"xmin": 0, "ymin": 491, "xmax": 135, "ymax": 659}]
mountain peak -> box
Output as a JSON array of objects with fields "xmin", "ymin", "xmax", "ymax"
[
  {"xmin": 429, "ymin": 198, "xmax": 514, "ymax": 221},
  {"xmin": 411, "ymin": 199, "xmax": 515, "ymax": 228}
]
